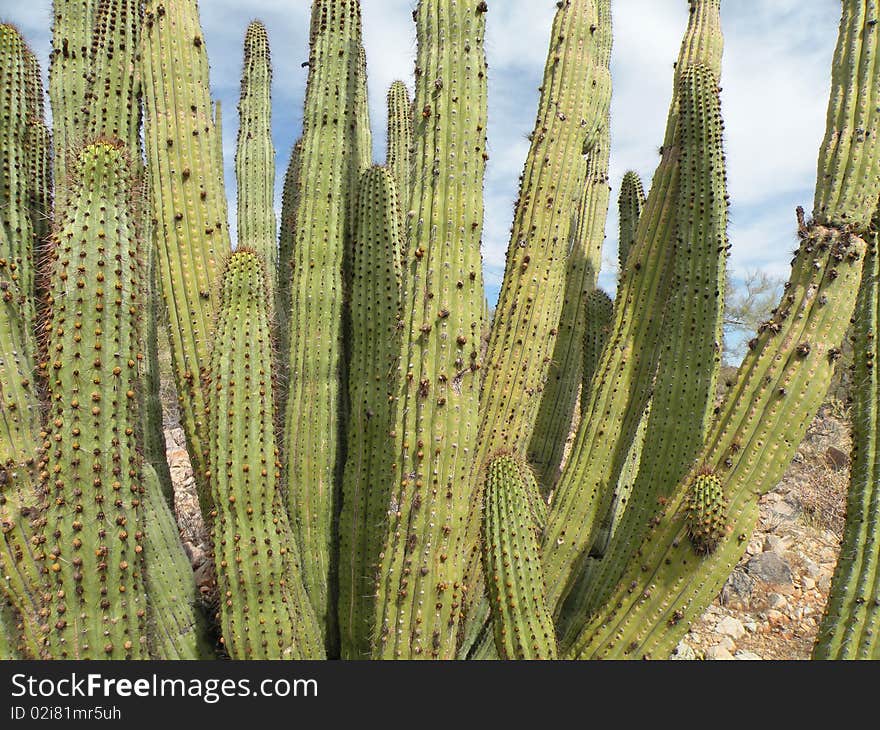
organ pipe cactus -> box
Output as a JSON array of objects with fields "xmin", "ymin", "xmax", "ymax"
[
  {"xmin": 207, "ymin": 250, "xmax": 323, "ymax": 660},
  {"xmin": 284, "ymin": 0, "xmax": 370, "ymax": 649},
  {"xmin": 1, "ymin": 0, "xmax": 878, "ymax": 662}
]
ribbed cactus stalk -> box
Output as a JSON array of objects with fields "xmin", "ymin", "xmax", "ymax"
[
  {"xmin": 576, "ymin": 61, "xmax": 729, "ymax": 618},
  {"xmin": 482, "ymin": 455, "xmax": 556, "ymax": 660},
  {"xmin": 460, "ymin": 0, "xmax": 613, "ymax": 621},
  {"xmin": 815, "ymin": 218, "xmax": 880, "ymax": 659},
  {"xmin": 235, "ymin": 21, "xmax": 277, "ymax": 293},
  {"xmin": 473, "ymin": 0, "xmax": 611, "ymax": 466},
  {"xmin": 338, "ymin": 166, "xmax": 403, "ymax": 660},
  {"xmin": 208, "ymin": 250, "xmax": 324, "ymax": 660},
  {"xmin": 581, "ymin": 288, "xmax": 613, "ymax": 411},
  {"xmin": 84, "ymin": 0, "xmax": 141, "ymax": 149},
  {"xmin": 539, "ymin": 0, "xmax": 723, "ymax": 612},
  {"xmin": 0, "ymin": 599, "xmax": 20, "ymax": 659},
  {"xmin": 48, "ymin": 1, "xmax": 95, "ymax": 194},
  {"xmin": 386, "ymin": 81, "xmax": 412, "ymax": 208},
  {"xmin": 372, "ymin": 0, "xmax": 489, "ymax": 660},
  {"xmin": 569, "ymin": 223, "xmax": 865, "ymax": 659},
  {"xmin": 1, "ymin": 25, "xmax": 39, "ymax": 326},
  {"xmin": 528, "ymin": 121, "xmax": 611, "ymax": 492},
  {"xmin": 143, "ymin": 464, "xmax": 211, "ymax": 659},
  {"xmin": 42, "ymin": 141, "xmax": 148, "ymax": 660},
  {"xmin": 284, "ymin": 1, "xmax": 369, "ymax": 648},
  {"xmin": 142, "ymin": 0, "xmax": 230, "ymax": 510},
  {"xmin": 617, "ymin": 170, "xmax": 646, "ymax": 278},
  {"xmin": 275, "ymin": 138, "xmax": 301, "ymax": 399}
]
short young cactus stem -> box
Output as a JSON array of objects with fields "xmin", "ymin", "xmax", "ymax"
[
  {"xmin": 84, "ymin": 0, "xmax": 142, "ymax": 151},
  {"xmin": 142, "ymin": 0, "xmax": 229, "ymax": 512},
  {"xmin": 813, "ymin": 1, "xmax": 880, "ymax": 232},
  {"xmin": 284, "ymin": 0, "xmax": 367, "ymax": 651},
  {"xmin": 539, "ymin": 0, "xmax": 723, "ymax": 612},
  {"xmin": 372, "ymin": 0, "xmax": 489, "ymax": 660},
  {"xmin": 576, "ymin": 62, "xmax": 729, "ymax": 618},
  {"xmin": 814, "ymin": 209, "xmax": 880, "ymax": 659},
  {"xmin": 569, "ymin": 224, "xmax": 865, "ymax": 659},
  {"xmin": 482, "ymin": 455, "xmax": 557, "ymax": 660},
  {"xmin": 235, "ymin": 21, "xmax": 277, "ymax": 296},
  {"xmin": 208, "ymin": 250, "xmax": 324, "ymax": 660},
  {"xmin": 48, "ymin": 0, "xmax": 96, "ymax": 195},
  {"xmin": 386, "ymin": 81, "xmax": 413, "ymax": 209},
  {"xmin": 142, "ymin": 464, "xmax": 211, "ymax": 659},
  {"xmin": 527, "ymin": 125, "xmax": 611, "ymax": 493},
  {"xmin": 42, "ymin": 141, "xmax": 148, "ymax": 660},
  {"xmin": 617, "ymin": 171, "xmax": 646, "ymax": 280},
  {"xmin": 338, "ymin": 166, "xmax": 403, "ymax": 660}
]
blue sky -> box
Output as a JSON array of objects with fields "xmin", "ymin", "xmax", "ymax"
[{"xmin": 6, "ymin": 0, "xmax": 841, "ymax": 306}]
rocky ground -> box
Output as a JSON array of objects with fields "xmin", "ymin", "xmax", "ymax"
[{"xmin": 163, "ymin": 401, "xmax": 853, "ymax": 660}]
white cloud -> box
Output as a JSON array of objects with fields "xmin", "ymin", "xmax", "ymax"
[{"xmin": 4, "ymin": 0, "xmax": 843, "ymax": 305}]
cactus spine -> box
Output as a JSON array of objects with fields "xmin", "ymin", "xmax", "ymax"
[
  {"xmin": 338, "ymin": 166, "xmax": 403, "ymax": 659},
  {"xmin": 208, "ymin": 250, "xmax": 324, "ymax": 660},
  {"xmin": 236, "ymin": 21, "xmax": 277, "ymax": 294},
  {"xmin": 482, "ymin": 455, "xmax": 556, "ymax": 660},
  {"xmin": 372, "ymin": 0, "xmax": 489, "ymax": 660},
  {"xmin": 42, "ymin": 141, "xmax": 148, "ymax": 659},
  {"xmin": 141, "ymin": 0, "xmax": 229, "ymax": 511}
]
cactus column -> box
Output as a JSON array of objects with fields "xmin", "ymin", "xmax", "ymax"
[
  {"xmin": 386, "ymin": 80, "xmax": 413, "ymax": 209},
  {"xmin": 208, "ymin": 250, "xmax": 324, "ymax": 660},
  {"xmin": 42, "ymin": 141, "xmax": 148, "ymax": 660},
  {"xmin": 235, "ymin": 21, "xmax": 277, "ymax": 296},
  {"xmin": 284, "ymin": 0, "xmax": 369, "ymax": 650},
  {"xmin": 141, "ymin": 0, "xmax": 229, "ymax": 510},
  {"xmin": 338, "ymin": 166, "xmax": 403, "ymax": 659},
  {"xmin": 372, "ymin": 0, "xmax": 489, "ymax": 660}
]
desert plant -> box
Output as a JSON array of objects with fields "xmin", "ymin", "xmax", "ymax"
[{"xmin": 0, "ymin": 0, "xmax": 877, "ymax": 662}]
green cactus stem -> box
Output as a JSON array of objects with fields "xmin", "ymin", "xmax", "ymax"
[
  {"xmin": 482, "ymin": 455, "xmax": 557, "ymax": 660},
  {"xmin": 0, "ymin": 25, "xmax": 39, "ymax": 327},
  {"xmin": 575, "ymin": 61, "xmax": 729, "ymax": 618},
  {"xmin": 617, "ymin": 170, "xmax": 646, "ymax": 279},
  {"xmin": 0, "ymin": 597, "xmax": 22, "ymax": 659},
  {"xmin": 84, "ymin": 0, "xmax": 141, "ymax": 151},
  {"xmin": 338, "ymin": 166, "xmax": 403, "ymax": 660},
  {"xmin": 142, "ymin": 0, "xmax": 230, "ymax": 511},
  {"xmin": 284, "ymin": 0, "xmax": 371, "ymax": 651},
  {"xmin": 538, "ymin": 0, "xmax": 723, "ymax": 612},
  {"xmin": 275, "ymin": 138, "xmax": 301, "ymax": 406},
  {"xmin": 814, "ymin": 219, "xmax": 880, "ymax": 659},
  {"xmin": 372, "ymin": 0, "xmax": 489, "ymax": 660},
  {"xmin": 48, "ymin": 0, "xmax": 95, "ymax": 194},
  {"xmin": 386, "ymin": 81, "xmax": 412, "ymax": 209},
  {"xmin": 569, "ymin": 223, "xmax": 865, "ymax": 659},
  {"xmin": 42, "ymin": 141, "xmax": 148, "ymax": 660},
  {"xmin": 235, "ymin": 21, "xmax": 277, "ymax": 294},
  {"xmin": 143, "ymin": 464, "xmax": 212, "ymax": 659},
  {"xmin": 208, "ymin": 250, "xmax": 324, "ymax": 660},
  {"xmin": 528, "ymin": 122, "xmax": 611, "ymax": 493},
  {"xmin": 580, "ymin": 288, "xmax": 613, "ymax": 412}
]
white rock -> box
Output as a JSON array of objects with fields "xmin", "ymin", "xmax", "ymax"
[
  {"xmin": 705, "ymin": 645, "xmax": 734, "ymax": 660},
  {"xmin": 715, "ymin": 616, "xmax": 746, "ymax": 640},
  {"xmin": 734, "ymin": 651, "xmax": 762, "ymax": 661}
]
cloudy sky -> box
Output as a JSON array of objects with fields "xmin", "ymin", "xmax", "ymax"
[{"xmin": 7, "ymin": 0, "xmax": 841, "ymax": 304}]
